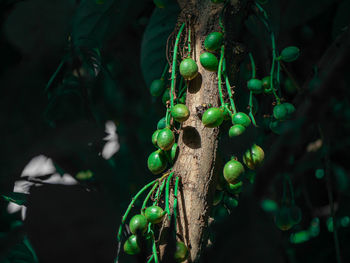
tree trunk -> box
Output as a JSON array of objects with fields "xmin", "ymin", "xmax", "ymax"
[{"xmin": 159, "ymin": 1, "xmax": 248, "ymax": 262}]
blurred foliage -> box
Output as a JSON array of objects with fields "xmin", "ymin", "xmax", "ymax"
[{"xmin": 1, "ymin": 0, "xmax": 350, "ymax": 262}]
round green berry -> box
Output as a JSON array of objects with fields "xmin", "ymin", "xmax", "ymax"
[
  {"xmin": 199, "ymin": 52, "xmax": 219, "ymax": 71},
  {"xmin": 224, "ymin": 195, "xmax": 239, "ymax": 209},
  {"xmin": 157, "ymin": 117, "xmax": 167, "ymax": 130},
  {"xmin": 226, "ymin": 181, "xmax": 243, "ymax": 195},
  {"xmin": 144, "ymin": 206, "xmax": 165, "ymax": 224},
  {"xmin": 232, "ymin": 112, "xmax": 251, "ymax": 127},
  {"xmin": 229, "ymin": 124, "xmax": 245, "ymax": 137},
  {"xmin": 171, "ymin": 104, "xmax": 190, "ymax": 122},
  {"xmin": 275, "ymin": 206, "xmax": 294, "ymax": 231},
  {"xmin": 273, "ymin": 104, "xmax": 288, "ymax": 120},
  {"xmin": 157, "ymin": 128, "xmax": 175, "ymax": 151},
  {"xmin": 152, "ymin": 130, "xmax": 160, "ymax": 147},
  {"xmin": 180, "ymin": 58, "xmax": 198, "ymax": 80},
  {"xmin": 247, "ymin": 78, "xmax": 263, "ymax": 94},
  {"xmin": 202, "ymin": 107, "xmax": 224, "ymax": 128},
  {"xmin": 283, "ymin": 102, "xmax": 296, "ymax": 116},
  {"xmin": 150, "ymin": 79, "xmax": 165, "ymax": 97},
  {"xmin": 262, "ymin": 76, "xmax": 273, "ymax": 94},
  {"xmin": 147, "ymin": 150, "xmax": 167, "ymax": 175},
  {"xmin": 204, "ymin": 32, "xmax": 224, "ymax": 51},
  {"xmin": 162, "ymin": 88, "xmax": 170, "ymax": 106},
  {"xmin": 243, "ymin": 144, "xmax": 265, "ymax": 170},
  {"xmin": 123, "ymin": 235, "xmax": 141, "ymax": 255},
  {"xmin": 174, "ymin": 241, "xmax": 188, "ymax": 262},
  {"xmin": 129, "ymin": 214, "xmax": 148, "ymax": 235},
  {"xmin": 223, "ymin": 159, "xmax": 245, "ymax": 184},
  {"xmin": 279, "ymin": 46, "xmax": 300, "ymax": 62}
]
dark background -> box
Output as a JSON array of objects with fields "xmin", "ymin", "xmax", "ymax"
[{"xmin": 1, "ymin": 0, "xmax": 350, "ymax": 262}]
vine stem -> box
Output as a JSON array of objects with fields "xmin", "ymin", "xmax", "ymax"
[
  {"xmin": 173, "ymin": 176, "xmax": 180, "ymax": 236},
  {"xmin": 170, "ymin": 23, "xmax": 186, "ymax": 108},
  {"xmin": 141, "ymin": 181, "xmax": 159, "ymax": 212},
  {"xmin": 223, "ymin": 59, "xmax": 237, "ymax": 114},
  {"xmin": 248, "ymin": 53, "xmax": 257, "ymax": 126},
  {"xmin": 165, "ymin": 172, "xmax": 174, "ymax": 219},
  {"xmin": 187, "ymin": 28, "xmax": 191, "ymax": 55},
  {"xmin": 45, "ymin": 56, "xmax": 66, "ymax": 93},
  {"xmin": 284, "ymin": 174, "xmax": 295, "ymax": 205},
  {"xmin": 161, "ymin": 63, "xmax": 170, "ymax": 80},
  {"xmin": 218, "ymin": 45, "xmax": 225, "ymax": 106},
  {"xmin": 248, "ymin": 53, "xmax": 256, "ymax": 79}
]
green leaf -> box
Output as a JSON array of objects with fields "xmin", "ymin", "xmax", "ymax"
[
  {"xmin": 71, "ymin": 0, "xmax": 116, "ymax": 48},
  {"xmin": 140, "ymin": 0, "xmax": 179, "ymax": 87},
  {"xmin": 1, "ymin": 192, "xmax": 28, "ymax": 206}
]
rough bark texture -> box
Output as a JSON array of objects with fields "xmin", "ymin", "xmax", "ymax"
[{"xmin": 159, "ymin": 1, "xmax": 248, "ymax": 262}]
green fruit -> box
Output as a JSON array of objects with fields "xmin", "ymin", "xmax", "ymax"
[
  {"xmin": 145, "ymin": 206, "xmax": 165, "ymax": 224},
  {"xmin": 150, "ymin": 79, "xmax": 165, "ymax": 97},
  {"xmin": 213, "ymin": 191, "xmax": 224, "ymax": 206},
  {"xmin": 224, "ymin": 195, "xmax": 238, "ymax": 209},
  {"xmin": 283, "ymin": 102, "xmax": 296, "ymax": 116},
  {"xmin": 243, "ymin": 144, "xmax": 265, "ymax": 170},
  {"xmin": 269, "ymin": 120, "xmax": 282, "ymax": 135},
  {"xmin": 275, "ymin": 206, "xmax": 294, "ymax": 231},
  {"xmin": 289, "ymin": 205, "xmax": 302, "ymax": 225},
  {"xmin": 157, "ymin": 128, "xmax": 175, "ymax": 151},
  {"xmin": 153, "ymin": 0, "xmax": 165, "ymax": 8},
  {"xmin": 147, "ymin": 150, "xmax": 167, "ymax": 175},
  {"xmin": 204, "ymin": 32, "xmax": 224, "ymax": 51},
  {"xmin": 279, "ymin": 46, "xmax": 300, "ymax": 62},
  {"xmin": 152, "ymin": 130, "xmax": 160, "ymax": 147},
  {"xmin": 262, "ymin": 76, "xmax": 273, "ymax": 94},
  {"xmin": 171, "ymin": 143, "xmax": 178, "ymax": 162},
  {"xmin": 226, "ymin": 181, "xmax": 243, "ymax": 194},
  {"xmin": 180, "ymin": 58, "xmax": 198, "ymax": 80},
  {"xmin": 229, "ymin": 124, "xmax": 245, "ymax": 137},
  {"xmin": 157, "ymin": 117, "xmax": 167, "ymax": 130},
  {"xmin": 199, "ymin": 52, "xmax": 219, "ymax": 71},
  {"xmin": 162, "ymin": 88, "xmax": 170, "ymax": 106},
  {"xmin": 247, "ymin": 78, "xmax": 263, "ymax": 94},
  {"xmin": 202, "ymin": 107, "xmax": 224, "ymax": 128},
  {"xmin": 129, "ymin": 214, "xmax": 148, "ymax": 235},
  {"xmin": 171, "ymin": 104, "xmax": 190, "ymax": 122},
  {"xmin": 273, "ymin": 104, "xmax": 288, "ymax": 120},
  {"xmin": 174, "ymin": 241, "xmax": 188, "ymax": 262},
  {"xmin": 123, "ymin": 235, "xmax": 141, "ymax": 255},
  {"xmin": 223, "ymin": 159, "xmax": 245, "ymax": 184},
  {"xmin": 232, "ymin": 112, "xmax": 251, "ymax": 127}
]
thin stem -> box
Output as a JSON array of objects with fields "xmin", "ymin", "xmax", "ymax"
[
  {"xmin": 248, "ymin": 91, "xmax": 257, "ymax": 126},
  {"xmin": 161, "ymin": 63, "xmax": 170, "ymax": 80},
  {"xmin": 173, "ymin": 176, "xmax": 180, "ymax": 236},
  {"xmin": 165, "ymin": 108, "xmax": 171, "ymax": 127},
  {"xmin": 165, "ymin": 172, "xmax": 174, "ymax": 218},
  {"xmin": 217, "ymin": 45, "xmax": 225, "ymax": 106},
  {"xmin": 147, "ymin": 255, "xmax": 154, "ymax": 263},
  {"xmin": 178, "ymin": 77, "xmax": 187, "ymax": 99},
  {"xmin": 170, "ymin": 23, "xmax": 186, "ymax": 108},
  {"xmin": 285, "ymin": 174, "xmax": 295, "ymax": 205},
  {"xmin": 154, "ymin": 179, "xmax": 166, "ymax": 205},
  {"xmin": 223, "ymin": 59, "xmax": 237, "ymax": 114},
  {"xmin": 150, "ymin": 230, "xmax": 159, "ymax": 263},
  {"xmin": 141, "ymin": 181, "xmax": 159, "ymax": 212},
  {"xmin": 248, "ymin": 53, "xmax": 256, "ymax": 79},
  {"xmin": 187, "ymin": 28, "xmax": 191, "ymax": 55},
  {"xmin": 45, "ymin": 57, "xmax": 66, "ymax": 93}
]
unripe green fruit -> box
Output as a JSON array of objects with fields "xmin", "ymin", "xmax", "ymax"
[
  {"xmin": 180, "ymin": 58, "xmax": 198, "ymax": 80},
  {"xmin": 224, "ymin": 195, "xmax": 239, "ymax": 209},
  {"xmin": 243, "ymin": 144, "xmax": 265, "ymax": 170},
  {"xmin": 123, "ymin": 235, "xmax": 141, "ymax": 255},
  {"xmin": 232, "ymin": 112, "xmax": 251, "ymax": 127},
  {"xmin": 223, "ymin": 159, "xmax": 245, "ymax": 184},
  {"xmin": 162, "ymin": 89, "xmax": 170, "ymax": 106},
  {"xmin": 157, "ymin": 117, "xmax": 167, "ymax": 130},
  {"xmin": 157, "ymin": 128, "xmax": 175, "ymax": 151},
  {"xmin": 144, "ymin": 206, "xmax": 165, "ymax": 224},
  {"xmin": 150, "ymin": 79, "xmax": 165, "ymax": 97},
  {"xmin": 247, "ymin": 78, "xmax": 263, "ymax": 94},
  {"xmin": 204, "ymin": 32, "xmax": 224, "ymax": 51},
  {"xmin": 283, "ymin": 102, "xmax": 296, "ymax": 116},
  {"xmin": 226, "ymin": 181, "xmax": 243, "ymax": 195},
  {"xmin": 129, "ymin": 214, "xmax": 148, "ymax": 235},
  {"xmin": 202, "ymin": 107, "xmax": 224, "ymax": 128},
  {"xmin": 273, "ymin": 104, "xmax": 288, "ymax": 120},
  {"xmin": 289, "ymin": 205, "xmax": 302, "ymax": 225},
  {"xmin": 279, "ymin": 46, "xmax": 300, "ymax": 62},
  {"xmin": 170, "ymin": 143, "xmax": 178, "ymax": 162},
  {"xmin": 153, "ymin": 0, "xmax": 165, "ymax": 8},
  {"xmin": 275, "ymin": 206, "xmax": 294, "ymax": 231},
  {"xmin": 200, "ymin": 52, "xmax": 219, "ymax": 71},
  {"xmin": 147, "ymin": 150, "xmax": 167, "ymax": 175},
  {"xmin": 171, "ymin": 104, "xmax": 190, "ymax": 122},
  {"xmin": 174, "ymin": 241, "xmax": 188, "ymax": 262},
  {"xmin": 152, "ymin": 130, "xmax": 160, "ymax": 147},
  {"xmin": 262, "ymin": 76, "xmax": 273, "ymax": 94},
  {"xmin": 229, "ymin": 124, "xmax": 245, "ymax": 137},
  {"xmin": 269, "ymin": 120, "xmax": 282, "ymax": 135},
  {"xmin": 213, "ymin": 191, "xmax": 224, "ymax": 206}
]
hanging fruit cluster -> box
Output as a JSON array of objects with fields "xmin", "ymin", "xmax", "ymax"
[{"xmin": 116, "ymin": 1, "xmax": 303, "ymax": 262}]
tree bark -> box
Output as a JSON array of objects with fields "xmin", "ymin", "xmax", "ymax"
[{"xmin": 159, "ymin": 1, "xmax": 248, "ymax": 262}]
